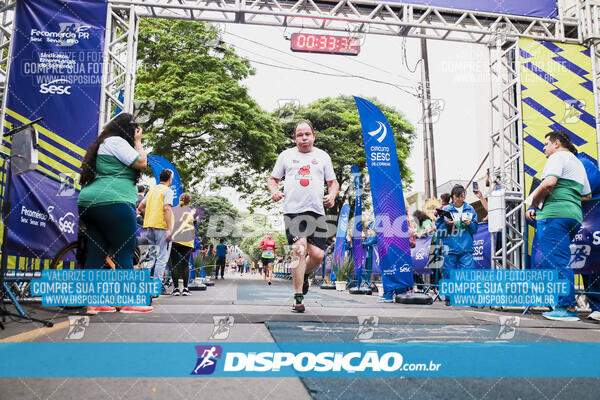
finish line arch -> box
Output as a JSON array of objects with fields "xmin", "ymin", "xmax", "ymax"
[{"xmin": 0, "ymin": 0, "xmax": 598, "ymax": 271}]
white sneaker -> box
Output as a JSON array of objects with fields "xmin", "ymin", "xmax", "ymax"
[{"xmin": 587, "ymin": 311, "xmax": 600, "ymax": 321}]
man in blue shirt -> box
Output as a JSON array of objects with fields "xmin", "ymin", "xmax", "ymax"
[
  {"xmin": 215, "ymin": 239, "xmax": 228, "ymax": 279},
  {"xmin": 435, "ymin": 185, "xmax": 478, "ymax": 305}
]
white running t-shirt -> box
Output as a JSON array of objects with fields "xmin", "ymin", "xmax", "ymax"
[{"xmin": 271, "ymin": 147, "xmax": 336, "ymax": 215}]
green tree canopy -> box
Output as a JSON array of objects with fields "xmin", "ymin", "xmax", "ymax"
[
  {"xmin": 190, "ymin": 194, "xmax": 240, "ymax": 245},
  {"xmin": 135, "ymin": 19, "xmax": 287, "ymax": 187}
]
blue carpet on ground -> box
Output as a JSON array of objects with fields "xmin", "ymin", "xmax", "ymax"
[{"xmin": 265, "ymin": 322, "xmax": 598, "ymax": 400}]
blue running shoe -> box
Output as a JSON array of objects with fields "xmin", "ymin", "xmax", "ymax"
[
  {"xmin": 377, "ymin": 297, "xmax": 393, "ymax": 303},
  {"xmin": 377, "ymin": 291, "xmax": 394, "ymax": 303},
  {"xmin": 542, "ymin": 307, "xmax": 579, "ymax": 322}
]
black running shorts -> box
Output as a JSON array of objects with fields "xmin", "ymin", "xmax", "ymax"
[
  {"xmin": 284, "ymin": 211, "xmax": 328, "ymax": 251},
  {"xmin": 261, "ymin": 257, "xmax": 275, "ymax": 267}
]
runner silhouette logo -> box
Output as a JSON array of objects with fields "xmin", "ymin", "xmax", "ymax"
[{"xmin": 191, "ymin": 345, "xmax": 223, "ymax": 375}]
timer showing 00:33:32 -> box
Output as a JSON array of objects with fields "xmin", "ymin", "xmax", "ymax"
[{"xmin": 290, "ymin": 33, "xmax": 360, "ymax": 55}]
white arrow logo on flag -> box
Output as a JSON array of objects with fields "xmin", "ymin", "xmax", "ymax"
[{"xmin": 367, "ymin": 121, "xmax": 387, "ymax": 143}]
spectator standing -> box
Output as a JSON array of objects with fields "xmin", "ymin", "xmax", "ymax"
[
  {"xmin": 78, "ymin": 113, "xmax": 152, "ymax": 314},
  {"xmin": 526, "ymin": 131, "xmax": 591, "ymax": 321},
  {"xmin": 214, "ymin": 239, "xmax": 228, "ymax": 279},
  {"xmin": 136, "ymin": 185, "xmax": 147, "ymax": 208},
  {"xmin": 435, "ymin": 185, "xmax": 478, "ymax": 305},
  {"xmin": 170, "ymin": 193, "xmax": 195, "ymax": 296},
  {"xmin": 577, "ymin": 154, "xmax": 600, "ymax": 322},
  {"xmin": 413, "ymin": 210, "xmax": 435, "ymax": 238},
  {"xmin": 138, "ymin": 169, "xmax": 175, "ymax": 292}
]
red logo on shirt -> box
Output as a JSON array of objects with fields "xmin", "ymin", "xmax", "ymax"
[{"xmin": 298, "ymin": 165, "xmax": 311, "ymax": 186}]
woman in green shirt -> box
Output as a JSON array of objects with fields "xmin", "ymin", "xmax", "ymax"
[
  {"xmin": 412, "ymin": 210, "xmax": 435, "ymax": 238},
  {"xmin": 78, "ymin": 113, "xmax": 147, "ymax": 272}
]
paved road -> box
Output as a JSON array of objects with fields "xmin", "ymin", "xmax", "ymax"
[{"xmin": 1, "ymin": 272, "xmax": 600, "ymax": 399}]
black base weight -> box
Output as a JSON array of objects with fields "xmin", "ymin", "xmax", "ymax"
[
  {"xmin": 349, "ymin": 288, "xmax": 372, "ymax": 295},
  {"xmin": 188, "ymin": 282, "xmax": 207, "ymax": 291},
  {"xmin": 395, "ymin": 293, "xmax": 433, "ymax": 305}
]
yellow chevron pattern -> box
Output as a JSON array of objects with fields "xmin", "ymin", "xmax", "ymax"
[
  {"xmin": 520, "ymin": 38, "xmax": 598, "ymax": 264},
  {"xmin": 520, "ymin": 38, "xmax": 598, "ymax": 198}
]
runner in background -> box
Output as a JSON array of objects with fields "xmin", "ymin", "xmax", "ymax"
[
  {"xmin": 237, "ymin": 256, "xmax": 245, "ymax": 275},
  {"xmin": 259, "ymin": 232, "xmax": 278, "ymax": 285}
]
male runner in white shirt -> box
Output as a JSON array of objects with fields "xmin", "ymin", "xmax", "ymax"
[{"xmin": 268, "ymin": 120, "xmax": 339, "ymax": 313}]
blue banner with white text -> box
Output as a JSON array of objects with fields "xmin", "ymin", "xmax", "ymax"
[
  {"xmin": 148, "ymin": 155, "xmax": 184, "ymax": 207},
  {"xmin": 1, "ymin": 0, "xmax": 108, "ymax": 268},
  {"xmin": 355, "ymin": 97, "xmax": 413, "ymax": 292}
]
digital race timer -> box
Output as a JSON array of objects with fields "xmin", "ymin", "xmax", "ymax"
[{"xmin": 290, "ymin": 33, "xmax": 360, "ymax": 56}]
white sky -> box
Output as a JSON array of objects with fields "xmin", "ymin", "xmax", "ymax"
[{"xmin": 199, "ymin": 24, "xmax": 494, "ymax": 210}]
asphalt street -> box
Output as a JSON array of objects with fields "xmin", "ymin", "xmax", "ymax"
[{"xmin": 1, "ymin": 272, "xmax": 600, "ymax": 400}]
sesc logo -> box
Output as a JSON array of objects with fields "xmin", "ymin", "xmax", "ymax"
[
  {"xmin": 40, "ymin": 79, "xmax": 71, "ymax": 95},
  {"xmin": 191, "ymin": 345, "xmax": 222, "ymax": 375},
  {"xmin": 415, "ymin": 249, "xmax": 425, "ymax": 261},
  {"xmin": 398, "ymin": 264, "xmax": 411, "ymax": 273},
  {"xmin": 59, "ymin": 212, "xmax": 76, "ymax": 234}
]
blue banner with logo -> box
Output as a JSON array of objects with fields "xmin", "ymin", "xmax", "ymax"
[
  {"xmin": 332, "ymin": 204, "xmax": 350, "ymax": 281},
  {"xmin": 385, "ymin": 0, "xmax": 556, "ymax": 18},
  {"xmin": 354, "ymin": 97, "xmax": 413, "ymax": 292},
  {"xmin": 412, "ymin": 236, "xmax": 433, "ymax": 274},
  {"xmin": 552, "ymin": 200, "xmax": 600, "ymax": 275},
  {"xmin": 1, "ymin": 0, "xmax": 108, "ymax": 268},
  {"xmin": 351, "ymin": 165, "xmax": 364, "ymax": 279},
  {"xmin": 472, "ymin": 222, "xmax": 492, "ymax": 269},
  {"xmin": 6, "ymin": 170, "xmax": 78, "ymax": 261},
  {"xmin": 147, "ymin": 155, "xmax": 184, "ymax": 206},
  {"xmin": 411, "ymin": 223, "xmax": 493, "ymax": 274}
]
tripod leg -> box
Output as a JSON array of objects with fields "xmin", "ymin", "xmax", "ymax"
[
  {"xmin": 1, "ymin": 282, "xmax": 54, "ymax": 327},
  {"xmin": 3, "ymin": 281, "xmax": 27, "ymax": 317}
]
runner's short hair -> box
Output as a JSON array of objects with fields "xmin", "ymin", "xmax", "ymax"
[
  {"xmin": 159, "ymin": 169, "xmax": 173, "ymax": 182},
  {"xmin": 294, "ymin": 120, "xmax": 314, "ymax": 136}
]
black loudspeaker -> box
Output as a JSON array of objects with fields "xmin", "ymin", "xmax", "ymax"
[{"xmin": 10, "ymin": 126, "xmax": 38, "ymax": 175}]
